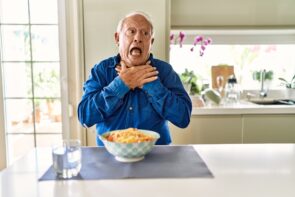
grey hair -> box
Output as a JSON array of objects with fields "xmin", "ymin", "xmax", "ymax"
[{"xmin": 116, "ymin": 11, "xmax": 154, "ymax": 37}]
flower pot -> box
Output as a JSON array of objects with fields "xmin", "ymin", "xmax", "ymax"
[
  {"xmin": 190, "ymin": 95, "xmax": 205, "ymax": 107},
  {"xmin": 286, "ymin": 88, "xmax": 295, "ymax": 99}
]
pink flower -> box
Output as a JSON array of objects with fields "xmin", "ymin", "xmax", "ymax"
[
  {"xmin": 170, "ymin": 34, "xmax": 174, "ymax": 44},
  {"xmin": 191, "ymin": 35, "xmax": 212, "ymax": 56},
  {"xmin": 193, "ymin": 36, "xmax": 203, "ymax": 45},
  {"xmin": 179, "ymin": 31, "xmax": 185, "ymax": 40},
  {"xmin": 206, "ymin": 37, "xmax": 212, "ymax": 44},
  {"xmin": 179, "ymin": 31, "xmax": 185, "ymax": 47},
  {"xmin": 170, "ymin": 33, "xmax": 174, "ymax": 41},
  {"xmin": 170, "ymin": 32, "xmax": 212, "ymax": 56},
  {"xmin": 201, "ymin": 45, "xmax": 206, "ymax": 51}
]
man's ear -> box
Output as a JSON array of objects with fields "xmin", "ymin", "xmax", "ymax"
[
  {"xmin": 114, "ymin": 32, "xmax": 119, "ymax": 45},
  {"xmin": 151, "ymin": 38, "xmax": 154, "ymax": 44}
]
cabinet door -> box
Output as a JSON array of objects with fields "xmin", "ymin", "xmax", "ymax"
[
  {"xmin": 168, "ymin": 122, "xmax": 194, "ymax": 144},
  {"xmin": 83, "ymin": 0, "xmax": 170, "ymax": 146},
  {"xmin": 243, "ymin": 115, "xmax": 295, "ymax": 143},
  {"xmin": 170, "ymin": 115, "xmax": 242, "ymax": 144}
]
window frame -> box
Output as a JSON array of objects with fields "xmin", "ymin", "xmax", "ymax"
[
  {"xmin": 170, "ymin": 28, "xmax": 295, "ymax": 90},
  {"xmin": 0, "ymin": 0, "xmax": 68, "ymax": 166}
]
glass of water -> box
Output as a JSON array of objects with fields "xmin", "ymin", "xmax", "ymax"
[{"xmin": 52, "ymin": 139, "xmax": 82, "ymax": 179}]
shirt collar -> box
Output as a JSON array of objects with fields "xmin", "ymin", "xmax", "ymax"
[{"xmin": 109, "ymin": 53, "xmax": 154, "ymax": 68}]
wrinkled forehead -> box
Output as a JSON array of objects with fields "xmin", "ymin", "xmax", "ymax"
[{"xmin": 122, "ymin": 15, "xmax": 152, "ymax": 32}]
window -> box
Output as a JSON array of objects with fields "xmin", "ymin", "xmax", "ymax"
[
  {"xmin": 170, "ymin": 29, "xmax": 295, "ymax": 90},
  {"xmin": 0, "ymin": 0, "xmax": 62, "ymax": 165}
]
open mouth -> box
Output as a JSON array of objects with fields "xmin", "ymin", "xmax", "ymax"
[{"xmin": 130, "ymin": 47, "xmax": 142, "ymax": 56}]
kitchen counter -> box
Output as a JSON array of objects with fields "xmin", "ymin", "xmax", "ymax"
[
  {"xmin": 1, "ymin": 144, "xmax": 295, "ymax": 197},
  {"xmin": 192, "ymin": 100, "xmax": 295, "ymax": 115}
]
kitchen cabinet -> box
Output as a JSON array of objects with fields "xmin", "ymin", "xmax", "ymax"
[
  {"xmin": 170, "ymin": 115, "xmax": 242, "ymax": 144},
  {"xmin": 170, "ymin": 114, "xmax": 295, "ymax": 144},
  {"xmin": 171, "ymin": 0, "xmax": 295, "ymax": 27},
  {"xmin": 243, "ymin": 114, "xmax": 295, "ymax": 143}
]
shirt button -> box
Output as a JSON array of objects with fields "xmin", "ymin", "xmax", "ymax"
[{"xmin": 129, "ymin": 107, "xmax": 133, "ymax": 111}]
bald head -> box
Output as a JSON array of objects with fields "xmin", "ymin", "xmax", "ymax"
[{"xmin": 116, "ymin": 11, "xmax": 154, "ymax": 37}]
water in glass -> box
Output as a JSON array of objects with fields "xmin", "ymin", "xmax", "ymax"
[{"xmin": 52, "ymin": 139, "xmax": 81, "ymax": 179}]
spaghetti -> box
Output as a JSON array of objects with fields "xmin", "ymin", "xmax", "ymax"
[{"xmin": 105, "ymin": 128, "xmax": 155, "ymax": 143}]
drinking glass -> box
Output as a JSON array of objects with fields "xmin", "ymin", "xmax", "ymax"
[{"xmin": 52, "ymin": 139, "xmax": 81, "ymax": 179}]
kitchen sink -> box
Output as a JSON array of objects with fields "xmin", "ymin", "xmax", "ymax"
[{"xmin": 249, "ymin": 99, "xmax": 295, "ymax": 105}]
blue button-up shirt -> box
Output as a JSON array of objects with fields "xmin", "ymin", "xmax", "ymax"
[{"xmin": 78, "ymin": 54, "xmax": 192, "ymax": 146}]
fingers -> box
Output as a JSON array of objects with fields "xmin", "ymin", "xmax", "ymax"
[
  {"xmin": 134, "ymin": 67, "xmax": 158, "ymax": 88},
  {"xmin": 131, "ymin": 66, "xmax": 157, "ymax": 81},
  {"xmin": 115, "ymin": 67, "xmax": 121, "ymax": 72},
  {"xmin": 117, "ymin": 59, "xmax": 158, "ymax": 89},
  {"xmin": 138, "ymin": 69, "xmax": 158, "ymax": 79},
  {"xmin": 120, "ymin": 61, "xmax": 127, "ymax": 73},
  {"xmin": 134, "ymin": 65, "xmax": 156, "ymax": 74},
  {"xmin": 115, "ymin": 64, "xmax": 121, "ymax": 74},
  {"xmin": 138, "ymin": 76, "xmax": 158, "ymax": 88}
]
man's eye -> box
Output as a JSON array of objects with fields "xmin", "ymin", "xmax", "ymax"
[
  {"xmin": 143, "ymin": 31, "xmax": 151, "ymax": 37},
  {"xmin": 127, "ymin": 29, "xmax": 136, "ymax": 35}
]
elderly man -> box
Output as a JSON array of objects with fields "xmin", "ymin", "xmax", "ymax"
[{"xmin": 78, "ymin": 11, "xmax": 192, "ymax": 146}]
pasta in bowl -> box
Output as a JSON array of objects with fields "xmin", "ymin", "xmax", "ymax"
[{"xmin": 99, "ymin": 128, "xmax": 160, "ymax": 162}]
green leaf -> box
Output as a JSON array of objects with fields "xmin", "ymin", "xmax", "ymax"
[
  {"xmin": 252, "ymin": 70, "xmax": 273, "ymax": 81},
  {"xmin": 278, "ymin": 77, "xmax": 288, "ymax": 83},
  {"xmin": 179, "ymin": 69, "xmax": 201, "ymax": 95},
  {"xmin": 278, "ymin": 75, "xmax": 295, "ymax": 89}
]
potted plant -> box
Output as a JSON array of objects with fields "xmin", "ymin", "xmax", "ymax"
[
  {"xmin": 278, "ymin": 74, "xmax": 295, "ymax": 89},
  {"xmin": 278, "ymin": 74, "xmax": 295, "ymax": 99},
  {"xmin": 180, "ymin": 69, "xmax": 201, "ymax": 95},
  {"xmin": 180, "ymin": 69, "xmax": 205, "ymax": 107}
]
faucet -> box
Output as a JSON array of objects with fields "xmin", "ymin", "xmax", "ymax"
[{"xmin": 259, "ymin": 69, "xmax": 267, "ymax": 98}]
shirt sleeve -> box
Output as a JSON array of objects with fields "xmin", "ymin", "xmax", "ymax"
[
  {"xmin": 78, "ymin": 64, "xmax": 129, "ymax": 127},
  {"xmin": 142, "ymin": 63, "xmax": 192, "ymax": 128}
]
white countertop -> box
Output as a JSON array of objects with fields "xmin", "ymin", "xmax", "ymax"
[
  {"xmin": 1, "ymin": 144, "xmax": 295, "ymax": 197},
  {"xmin": 192, "ymin": 100, "xmax": 295, "ymax": 115}
]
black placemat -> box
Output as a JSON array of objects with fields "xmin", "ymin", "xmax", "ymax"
[{"xmin": 39, "ymin": 146, "xmax": 213, "ymax": 181}]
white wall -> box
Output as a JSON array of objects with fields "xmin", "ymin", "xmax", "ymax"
[{"xmin": 171, "ymin": 0, "xmax": 295, "ymax": 28}]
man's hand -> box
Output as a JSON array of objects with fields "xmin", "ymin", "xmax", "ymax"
[{"xmin": 116, "ymin": 60, "xmax": 158, "ymax": 89}]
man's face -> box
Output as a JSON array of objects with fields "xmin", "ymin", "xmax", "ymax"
[{"xmin": 115, "ymin": 15, "xmax": 154, "ymax": 66}]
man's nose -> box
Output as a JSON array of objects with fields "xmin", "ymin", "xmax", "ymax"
[{"xmin": 134, "ymin": 32, "xmax": 143, "ymax": 43}]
